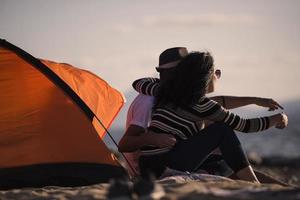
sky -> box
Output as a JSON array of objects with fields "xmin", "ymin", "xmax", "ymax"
[
  {"xmin": 1, "ymin": 0, "xmax": 299, "ymax": 102},
  {"xmin": 1, "ymin": 0, "xmax": 300, "ymax": 119}
]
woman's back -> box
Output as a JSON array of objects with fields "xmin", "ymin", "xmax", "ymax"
[{"xmin": 149, "ymin": 102, "xmax": 203, "ymax": 140}]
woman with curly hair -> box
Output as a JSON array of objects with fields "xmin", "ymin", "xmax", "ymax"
[{"xmin": 132, "ymin": 51, "xmax": 288, "ymax": 183}]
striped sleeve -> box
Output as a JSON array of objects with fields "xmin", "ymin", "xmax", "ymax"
[
  {"xmin": 132, "ymin": 77, "xmax": 159, "ymax": 96},
  {"xmin": 187, "ymin": 97, "xmax": 270, "ymax": 133}
]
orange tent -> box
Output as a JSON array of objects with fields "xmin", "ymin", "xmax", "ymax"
[{"xmin": 0, "ymin": 39, "xmax": 126, "ymax": 188}]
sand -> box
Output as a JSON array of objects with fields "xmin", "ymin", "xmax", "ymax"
[{"xmin": 1, "ymin": 165, "xmax": 299, "ymax": 200}]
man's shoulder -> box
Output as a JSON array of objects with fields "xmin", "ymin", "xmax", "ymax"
[
  {"xmin": 132, "ymin": 94, "xmax": 155, "ymax": 105},
  {"xmin": 126, "ymin": 94, "xmax": 154, "ymax": 128},
  {"xmin": 134, "ymin": 94, "xmax": 155, "ymax": 101}
]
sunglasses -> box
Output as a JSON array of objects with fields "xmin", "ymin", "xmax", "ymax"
[{"xmin": 215, "ymin": 69, "xmax": 221, "ymax": 79}]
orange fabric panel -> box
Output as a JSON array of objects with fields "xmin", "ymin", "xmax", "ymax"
[
  {"xmin": 41, "ymin": 60, "xmax": 125, "ymax": 138},
  {"xmin": 0, "ymin": 47, "xmax": 119, "ymax": 168}
]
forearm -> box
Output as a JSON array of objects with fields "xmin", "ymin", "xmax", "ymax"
[
  {"xmin": 118, "ymin": 133, "xmax": 147, "ymax": 152},
  {"xmin": 210, "ymin": 96, "xmax": 258, "ymax": 109},
  {"xmin": 132, "ymin": 77, "xmax": 159, "ymax": 96},
  {"xmin": 198, "ymin": 98, "xmax": 269, "ymax": 133},
  {"xmin": 217, "ymin": 112, "xmax": 282, "ymax": 133},
  {"xmin": 193, "ymin": 97, "xmax": 286, "ymax": 133}
]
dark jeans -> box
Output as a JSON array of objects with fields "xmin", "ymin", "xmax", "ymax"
[{"xmin": 139, "ymin": 123, "xmax": 250, "ymax": 178}]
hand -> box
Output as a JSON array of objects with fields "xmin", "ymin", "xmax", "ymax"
[
  {"xmin": 275, "ymin": 113, "xmax": 288, "ymax": 129},
  {"xmin": 255, "ymin": 98, "xmax": 284, "ymax": 111},
  {"xmin": 146, "ymin": 130, "xmax": 177, "ymax": 148}
]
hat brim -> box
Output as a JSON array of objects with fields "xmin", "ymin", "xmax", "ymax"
[{"xmin": 155, "ymin": 60, "xmax": 180, "ymax": 71}]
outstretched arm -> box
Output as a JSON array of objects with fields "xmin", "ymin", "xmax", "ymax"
[
  {"xmin": 188, "ymin": 97, "xmax": 288, "ymax": 133},
  {"xmin": 132, "ymin": 79, "xmax": 284, "ymax": 111},
  {"xmin": 210, "ymin": 96, "xmax": 284, "ymax": 110}
]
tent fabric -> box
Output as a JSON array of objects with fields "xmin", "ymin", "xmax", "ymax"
[
  {"xmin": 41, "ymin": 60, "xmax": 125, "ymax": 138},
  {"xmin": 0, "ymin": 39, "xmax": 126, "ymax": 188}
]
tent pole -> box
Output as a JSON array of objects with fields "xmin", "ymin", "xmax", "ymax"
[{"xmin": 94, "ymin": 115, "xmax": 137, "ymax": 178}]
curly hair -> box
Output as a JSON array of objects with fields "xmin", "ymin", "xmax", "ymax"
[{"xmin": 155, "ymin": 51, "xmax": 214, "ymax": 107}]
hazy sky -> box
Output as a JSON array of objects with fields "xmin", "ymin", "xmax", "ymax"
[{"xmin": 1, "ymin": 0, "xmax": 300, "ymax": 102}]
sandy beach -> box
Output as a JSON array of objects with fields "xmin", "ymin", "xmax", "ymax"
[{"xmin": 1, "ymin": 159, "xmax": 299, "ymax": 200}]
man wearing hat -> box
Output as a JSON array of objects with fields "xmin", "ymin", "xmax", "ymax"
[{"xmin": 118, "ymin": 47, "xmax": 187, "ymax": 177}]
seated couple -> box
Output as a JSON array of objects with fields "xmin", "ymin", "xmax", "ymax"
[{"xmin": 118, "ymin": 47, "xmax": 288, "ymax": 183}]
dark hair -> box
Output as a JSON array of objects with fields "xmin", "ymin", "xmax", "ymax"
[{"xmin": 155, "ymin": 51, "xmax": 214, "ymax": 107}]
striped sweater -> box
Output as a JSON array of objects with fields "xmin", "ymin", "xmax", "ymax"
[{"xmin": 133, "ymin": 78, "xmax": 270, "ymax": 140}]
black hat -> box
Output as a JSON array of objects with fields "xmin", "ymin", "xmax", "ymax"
[{"xmin": 156, "ymin": 47, "xmax": 188, "ymax": 72}]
